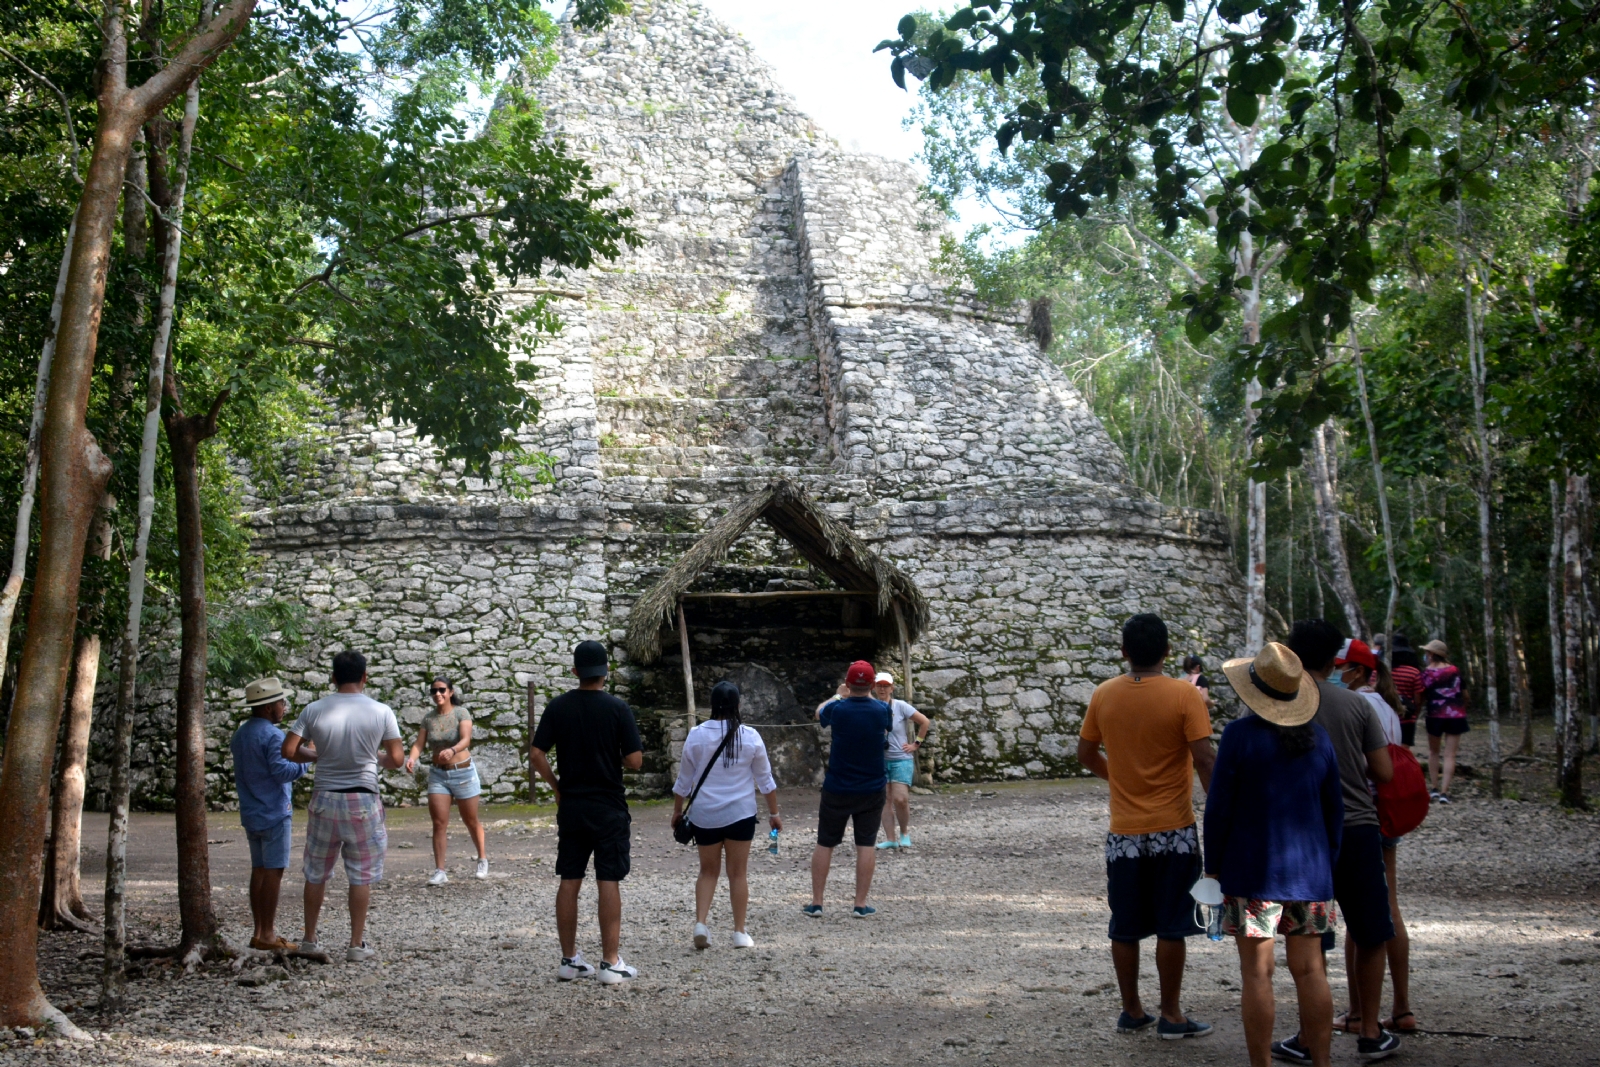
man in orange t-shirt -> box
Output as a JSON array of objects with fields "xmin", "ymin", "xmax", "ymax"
[{"xmin": 1077, "ymin": 612, "xmax": 1216, "ymax": 1040}]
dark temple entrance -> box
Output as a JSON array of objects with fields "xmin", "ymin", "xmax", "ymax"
[{"xmin": 625, "ymin": 480, "xmax": 928, "ymax": 788}]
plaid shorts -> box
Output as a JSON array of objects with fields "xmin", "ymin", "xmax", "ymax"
[
  {"xmin": 303, "ymin": 790, "xmax": 387, "ymax": 886},
  {"xmin": 1222, "ymin": 896, "xmax": 1337, "ymax": 939}
]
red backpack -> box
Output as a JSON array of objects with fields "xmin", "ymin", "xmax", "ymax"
[{"xmin": 1375, "ymin": 744, "xmax": 1430, "ymax": 837}]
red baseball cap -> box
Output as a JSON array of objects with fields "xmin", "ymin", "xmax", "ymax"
[
  {"xmin": 1335, "ymin": 638, "xmax": 1377, "ymax": 671},
  {"xmin": 845, "ymin": 661, "xmax": 876, "ymax": 688}
]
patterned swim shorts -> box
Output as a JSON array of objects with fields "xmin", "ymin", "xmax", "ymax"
[
  {"xmin": 1222, "ymin": 896, "xmax": 1337, "ymax": 939},
  {"xmin": 303, "ymin": 790, "xmax": 387, "ymax": 886}
]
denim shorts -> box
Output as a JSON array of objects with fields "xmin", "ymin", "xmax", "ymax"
[
  {"xmin": 885, "ymin": 758, "xmax": 915, "ymax": 786},
  {"xmin": 428, "ymin": 764, "xmax": 482, "ymax": 799},
  {"xmin": 246, "ymin": 816, "xmax": 293, "ymax": 870}
]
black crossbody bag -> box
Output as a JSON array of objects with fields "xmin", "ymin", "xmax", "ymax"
[{"xmin": 673, "ymin": 724, "xmax": 736, "ymax": 846}]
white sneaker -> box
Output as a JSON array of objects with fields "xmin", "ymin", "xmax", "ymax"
[
  {"xmin": 693, "ymin": 923, "xmax": 710, "ymax": 950},
  {"xmin": 474, "ymin": 858, "xmax": 489, "ymax": 880},
  {"xmin": 730, "ymin": 931, "xmax": 755, "ymax": 949},
  {"xmin": 597, "ymin": 957, "xmax": 637, "ymax": 985},
  {"xmin": 427, "ymin": 868, "xmax": 449, "ymax": 887},
  {"xmin": 557, "ymin": 952, "xmax": 596, "ymax": 981},
  {"xmin": 345, "ymin": 941, "xmax": 375, "ymax": 963}
]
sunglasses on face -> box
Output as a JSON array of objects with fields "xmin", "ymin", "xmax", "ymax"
[{"xmin": 431, "ymin": 688, "xmax": 449, "ymax": 695}]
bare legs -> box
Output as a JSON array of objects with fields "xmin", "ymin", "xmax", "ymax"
[
  {"xmin": 427, "ymin": 792, "xmax": 488, "ymax": 870},
  {"xmin": 1111, "ymin": 937, "xmax": 1189, "ymax": 1025},
  {"xmin": 884, "ymin": 781, "xmax": 911, "ymax": 840},
  {"xmin": 1383, "ymin": 846, "xmax": 1412, "ymax": 1024},
  {"xmin": 1341, "ymin": 851, "xmax": 1412, "ymax": 1031},
  {"xmin": 810, "ymin": 842, "xmax": 877, "ymax": 909},
  {"xmin": 248, "ymin": 867, "xmax": 285, "ymax": 942},
  {"xmin": 428, "ymin": 793, "xmax": 451, "ymax": 869},
  {"xmin": 1237, "ymin": 935, "xmax": 1331, "ymax": 1067},
  {"xmin": 556, "ymin": 877, "xmax": 623, "ymax": 965},
  {"xmin": 694, "ymin": 839, "xmax": 752, "ymax": 930},
  {"xmin": 303, "ymin": 880, "xmax": 371, "ymax": 947},
  {"xmin": 1427, "ymin": 731, "xmax": 1460, "ymax": 794}
]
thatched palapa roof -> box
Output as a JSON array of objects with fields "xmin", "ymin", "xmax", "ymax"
[{"xmin": 624, "ymin": 480, "xmax": 930, "ymax": 665}]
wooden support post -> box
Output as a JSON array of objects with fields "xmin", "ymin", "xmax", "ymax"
[
  {"xmin": 893, "ymin": 599, "xmax": 914, "ymax": 703},
  {"xmin": 678, "ymin": 600, "xmax": 697, "ymax": 724}
]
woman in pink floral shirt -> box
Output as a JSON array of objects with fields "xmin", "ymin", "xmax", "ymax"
[{"xmin": 1419, "ymin": 640, "xmax": 1467, "ymax": 803}]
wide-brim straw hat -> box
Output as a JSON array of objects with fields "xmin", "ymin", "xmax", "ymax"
[
  {"xmin": 243, "ymin": 676, "xmax": 287, "ymax": 707},
  {"xmin": 1222, "ymin": 642, "xmax": 1320, "ymax": 726},
  {"xmin": 1421, "ymin": 639, "xmax": 1449, "ymax": 658}
]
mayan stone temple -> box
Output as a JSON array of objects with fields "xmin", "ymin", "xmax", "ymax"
[{"xmin": 99, "ymin": 0, "xmax": 1246, "ymax": 809}]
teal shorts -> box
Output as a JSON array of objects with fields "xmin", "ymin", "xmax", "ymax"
[{"xmin": 885, "ymin": 758, "xmax": 915, "ymax": 786}]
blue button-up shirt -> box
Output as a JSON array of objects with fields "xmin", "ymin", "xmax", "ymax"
[{"xmin": 230, "ymin": 715, "xmax": 307, "ymax": 831}]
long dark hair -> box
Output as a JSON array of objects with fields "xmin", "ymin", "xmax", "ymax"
[
  {"xmin": 430, "ymin": 676, "xmax": 463, "ymax": 707},
  {"xmin": 710, "ymin": 680, "xmax": 742, "ymax": 764},
  {"xmin": 1270, "ymin": 721, "xmax": 1318, "ymax": 757}
]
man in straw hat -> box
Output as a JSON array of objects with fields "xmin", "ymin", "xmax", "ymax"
[
  {"xmin": 1077, "ymin": 613, "xmax": 1215, "ymax": 1040},
  {"xmin": 1211, "ymin": 642, "xmax": 1342, "ymax": 1067},
  {"xmin": 230, "ymin": 676, "xmax": 316, "ymax": 952},
  {"xmin": 1278, "ymin": 621, "xmax": 1399, "ymax": 1063}
]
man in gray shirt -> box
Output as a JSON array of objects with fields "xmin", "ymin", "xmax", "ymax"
[
  {"xmin": 1281, "ymin": 621, "xmax": 1398, "ymax": 1063},
  {"xmin": 283, "ymin": 650, "xmax": 403, "ymax": 963}
]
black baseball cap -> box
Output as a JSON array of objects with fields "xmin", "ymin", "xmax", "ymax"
[{"xmin": 574, "ymin": 640, "xmax": 609, "ymax": 680}]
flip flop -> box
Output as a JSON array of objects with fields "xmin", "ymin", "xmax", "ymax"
[
  {"xmin": 1333, "ymin": 1013, "xmax": 1362, "ymax": 1033},
  {"xmin": 1382, "ymin": 1012, "xmax": 1418, "ymax": 1033}
]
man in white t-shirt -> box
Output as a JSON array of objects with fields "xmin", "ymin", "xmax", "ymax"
[
  {"xmin": 282, "ymin": 650, "xmax": 403, "ymax": 963},
  {"xmin": 871, "ymin": 672, "xmax": 929, "ymax": 850}
]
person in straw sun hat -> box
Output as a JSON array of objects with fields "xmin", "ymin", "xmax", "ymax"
[
  {"xmin": 1418, "ymin": 638, "xmax": 1467, "ymax": 803},
  {"xmin": 1207, "ymin": 643, "xmax": 1345, "ymax": 1067},
  {"xmin": 230, "ymin": 676, "xmax": 317, "ymax": 952}
]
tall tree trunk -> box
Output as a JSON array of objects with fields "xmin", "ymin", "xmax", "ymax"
[
  {"xmin": 102, "ymin": 147, "xmax": 173, "ymax": 1008},
  {"xmin": 0, "ymin": 213, "xmax": 77, "ymax": 693},
  {"xmin": 1505, "ymin": 606, "xmax": 1534, "ymax": 757},
  {"xmin": 1285, "ymin": 472, "xmax": 1296, "ymax": 624},
  {"xmin": 1559, "ymin": 473, "xmax": 1588, "ymax": 808},
  {"xmin": 1350, "ymin": 327, "xmax": 1401, "ymax": 640},
  {"xmin": 1309, "ymin": 422, "xmax": 1369, "ymax": 637},
  {"xmin": 0, "ymin": 0, "xmax": 254, "ymax": 1029},
  {"xmin": 162, "ymin": 394, "xmax": 228, "ymax": 959},
  {"xmin": 1582, "ymin": 478, "xmax": 1599, "ymax": 754},
  {"xmin": 39, "ymin": 504, "xmax": 115, "ymax": 932},
  {"xmin": 1550, "ymin": 479, "xmax": 1568, "ymax": 758},
  {"xmin": 1464, "ymin": 264, "xmax": 1501, "ymax": 793}
]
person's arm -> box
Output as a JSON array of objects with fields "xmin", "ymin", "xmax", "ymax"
[
  {"xmin": 1365, "ymin": 744, "xmax": 1394, "ymax": 785},
  {"xmin": 378, "ymin": 737, "xmax": 405, "ymax": 770},
  {"xmin": 1322, "ymin": 748, "xmax": 1345, "ymax": 863},
  {"xmin": 405, "ymin": 724, "xmax": 429, "ymax": 773},
  {"xmin": 530, "ymin": 746, "xmax": 560, "ymax": 805},
  {"xmin": 1189, "ymin": 736, "xmax": 1215, "ymax": 793},
  {"xmin": 1201, "ymin": 729, "xmax": 1236, "ymax": 880},
  {"xmin": 902, "ymin": 710, "xmax": 932, "ymax": 753},
  {"xmin": 670, "ymin": 735, "xmax": 702, "ymax": 823},
  {"xmin": 266, "ymin": 730, "xmax": 309, "ymax": 784},
  {"xmin": 761, "ymin": 788, "xmax": 783, "ymax": 831},
  {"xmin": 1076, "ymin": 736, "xmax": 1109, "ymax": 780},
  {"xmin": 622, "ymin": 748, "xmax": 644, "ymax": 772},
  {"xmin": 620, "ymin": 707, "xmax": 643, "ymax": 772},
  {"xmin": 282, "ymin": 730, "xmax": 307, "ymax": 762},
  {"xmin": 436, "ymin": 719, "xmax": 472, "ymax": 766}
]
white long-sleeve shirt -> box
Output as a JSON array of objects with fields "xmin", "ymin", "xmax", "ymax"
[{"xmin": 672, "ymin": 720, "xmax": 777, "ymax": 830}]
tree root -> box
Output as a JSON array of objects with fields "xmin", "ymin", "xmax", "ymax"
[
  {"xmin": 21, "ymin": 996, "xmax": 94, "ymax": 1043},
  {"xmin": 39, "ymin": 906, "xmax": 101, "ymax": 935}
]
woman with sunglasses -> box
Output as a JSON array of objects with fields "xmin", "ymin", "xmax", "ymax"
[{"xmin": 405, "ymin": 677, "xmax": 488, "ymax": 885}]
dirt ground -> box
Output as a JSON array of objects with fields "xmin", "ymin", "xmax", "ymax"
[{"xmin": 9, "ymin": 721, "xmax": 1600, "ymax": 1067}]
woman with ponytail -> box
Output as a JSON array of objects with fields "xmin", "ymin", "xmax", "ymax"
[{"xmin": 670, "ymin": 680, "xmax": 782, "ymax": 950}]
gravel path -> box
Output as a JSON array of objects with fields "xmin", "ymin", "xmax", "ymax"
[{"xmin": 11, "ymin": 763, "xmax": 1600, "ymax": 1067}]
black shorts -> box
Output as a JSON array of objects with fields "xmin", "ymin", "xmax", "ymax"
[
  {"xmin": 816, "ymin": 788, "xmax": 885, "ymax": 848},
  {"xmin": 1105, "ymin": 827, "xmax": 1203, "ymax": 943},
  {"xmin": 692, "ymin": 815, "xmax": 758, "ymax": 847},
  {"xmin": 555, "ymin": 800, "xmax": 631, "ymax": 882},
  {"xmin": 1426, "ymin": 715, "xmax": 1470, "ymax": 737},
  {"xmin": 1333, "ymin": 823, "xmax": 1394, "ymax": 948},
  {"xmin": 1399, "ymin": 720, "xmax": 1417, "ymax": 747}
]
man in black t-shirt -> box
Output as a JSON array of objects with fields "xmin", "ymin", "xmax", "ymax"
[{"xmin": 531, "ymin": 640, "xmax": 643, "ymax": 985}]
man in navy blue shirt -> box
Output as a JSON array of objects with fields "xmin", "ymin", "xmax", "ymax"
[
  {"xmin": 231, "ymin": 677, "xmax": 315, "ymax": 951},
  {"xmin": 804, "ymin": 660, "xmax": 891, "ymax": 919}
]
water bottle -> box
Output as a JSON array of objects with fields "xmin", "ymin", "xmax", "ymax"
[
  {"xmin": 1190, "ymin": 876, "xmax": 1225, "ymax": 942},
  {"xmin": 767, "ymin": 828, "xmax": 780, "ymax": 856}
]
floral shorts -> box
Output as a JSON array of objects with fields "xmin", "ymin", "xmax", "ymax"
[{"xmin": 1222, "ymin": 896, "xmax": 1337, "ymax": 939}]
